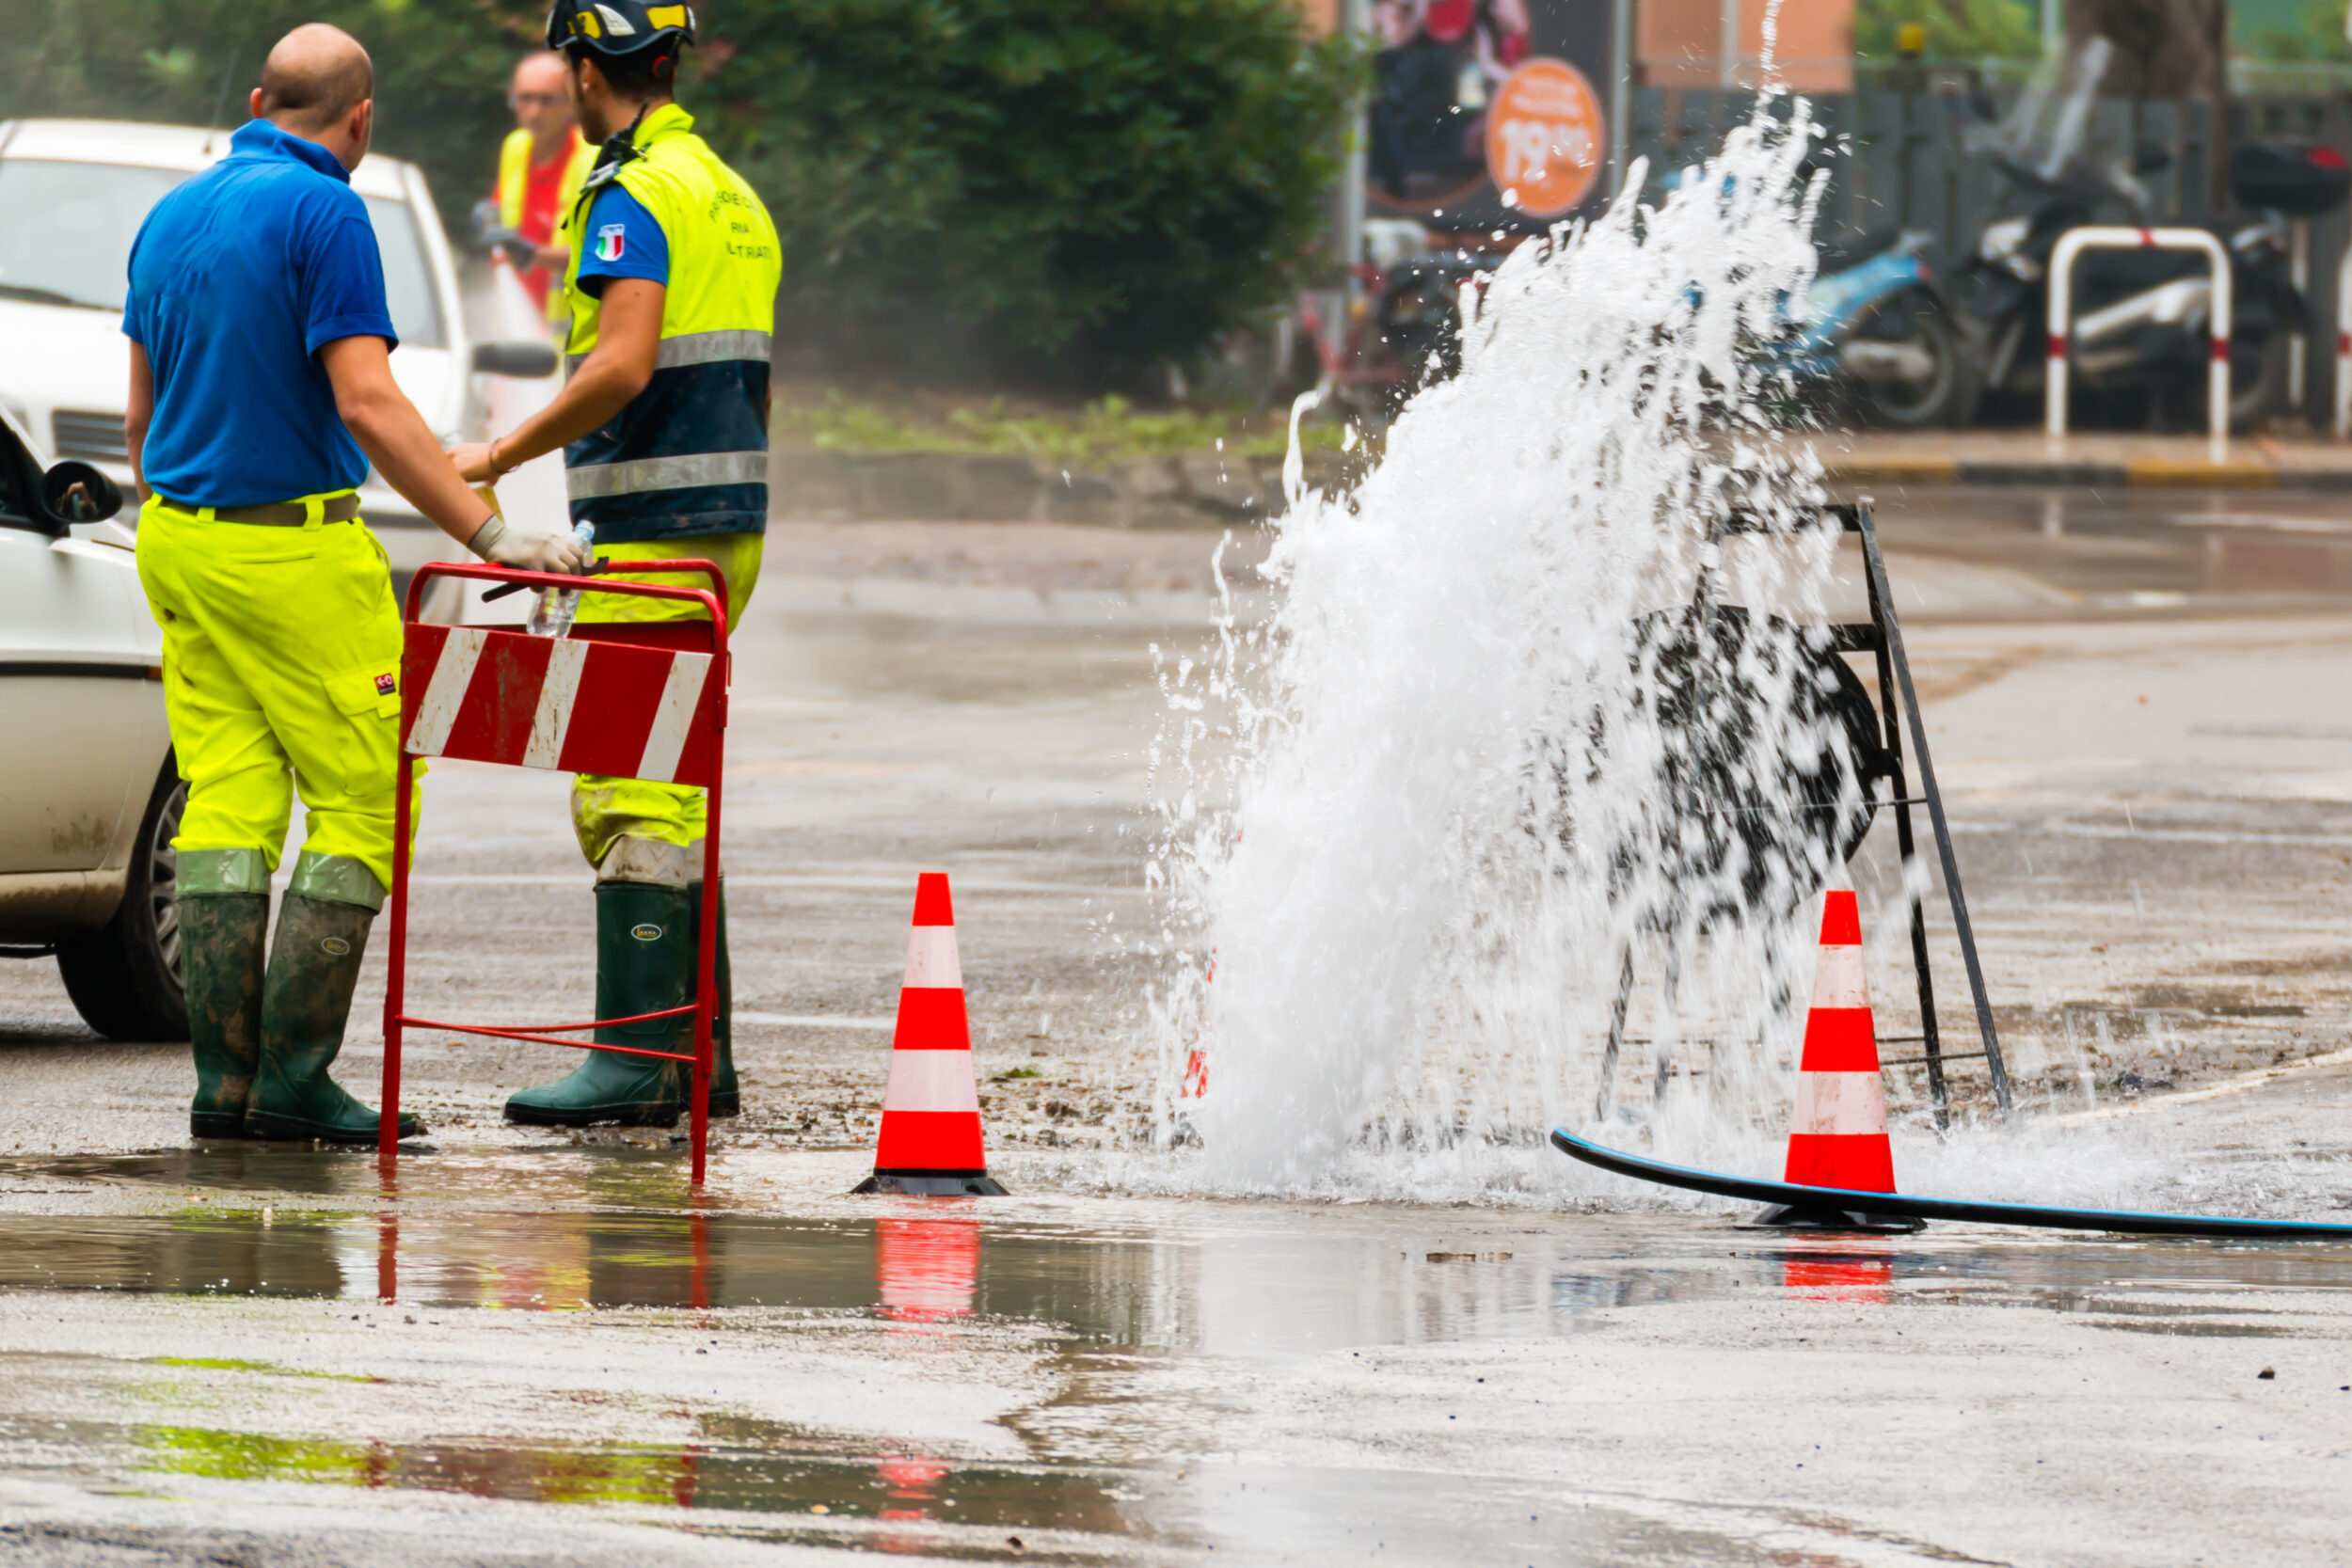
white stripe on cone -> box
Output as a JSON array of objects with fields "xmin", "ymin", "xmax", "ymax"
[
  {"xmin": 881, "ymin": 1049, "xmax": 983, "ymax": 1115},
  {"xmin": 1812, "ymin": 943, "xmax": 1867, "ymax": 1007},
  {"xmin": 1791, "ymin": 1070, "xmax": 1890, "ymax": 1137},
  {"xmin": 903, "ymin": 927, "xmax": 961, "ymax": 989}
]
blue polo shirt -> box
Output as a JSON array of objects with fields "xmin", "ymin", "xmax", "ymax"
[{"xmin": 122, "ymin": 119, "xmax": 396, "ymax": 507}]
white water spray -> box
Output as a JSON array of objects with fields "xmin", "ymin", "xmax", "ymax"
[{"xmin": 1143, "ymin": 100, "xmax": 1873, "ymax": 1196}]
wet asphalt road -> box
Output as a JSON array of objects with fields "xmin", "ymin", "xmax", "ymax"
[{"xmin": 0, "ymin": 488, "xmax": 2349, "ymax": 1563}]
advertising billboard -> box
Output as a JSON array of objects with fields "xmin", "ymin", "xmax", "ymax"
[{"xmin": 1366, "ymin": 0, "xmax": 1625, "ymax": 230}]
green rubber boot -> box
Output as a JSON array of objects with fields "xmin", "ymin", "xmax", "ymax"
[
  {"xmin": 177, "ymin": 849, "xmax": 268, "ymax": 1140},
  {"xmin": 246, "ymin": 853, "xmax": 421, "ymax": 1144},
  {"xmin": 504, "ymin": 880, "xmax": 690, "ymax": 1127},
  {"xmin": 690, "ymin": 878, "xmax": 739, "ymax": 1118}
]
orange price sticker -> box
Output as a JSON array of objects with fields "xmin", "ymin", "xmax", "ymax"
[{"xmin": 1484, "ymin": 58, "xmax": 1606, "ymax": 220}]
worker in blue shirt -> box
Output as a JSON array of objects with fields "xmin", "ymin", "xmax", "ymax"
[{"xmin": 126, "ymin": 24, "xmax": 590, "ymax": 1145}]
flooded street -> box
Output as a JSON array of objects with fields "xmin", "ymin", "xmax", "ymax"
[
  {"xmin": 2, "ymin": 494, "xmax": 2350, "ymax": 1563},
  {"xmin": 4, "ymin": 1138, "xmax": 2352, "ymax": 1566}
]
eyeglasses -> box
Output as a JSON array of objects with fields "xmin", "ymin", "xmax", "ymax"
[{"xmin": 509, "ymin": 92, "xmax": 563, "ymax": 109}]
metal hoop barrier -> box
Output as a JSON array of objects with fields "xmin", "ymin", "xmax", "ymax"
[
  {"xmin": 2335, "ymin": 244, "xmax": 2352, "ymax": 439},
  {"xmin": 2045, "ymin": 226, "xmax": 2232, "ymax": 450},
  {"xmin": 378, "ymin": 560, "xmax": 731, "ymax": 1183}
]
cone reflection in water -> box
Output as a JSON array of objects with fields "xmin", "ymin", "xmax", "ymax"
[
  {"xmin": 1783, "ymin": 889, "xmax": 1897, "ymax": 1192},
  {"xmin": 1180, "ymin": 951, "xmax": 1216, "ymax": 1099},
  {"xmin": 875, "ymin": 1217, "xmax": 978, "ymax": 1325},
  {"xmin": 1780, "ymin": 1250, "xmax": 1894, "ymax": 1304},
  {"xmin": 852, "ymin": 873, "xmax": 1008, "ymax": 1196},
  {"xmin": 875, "ymin": 1453, "xmax": 953, "ymax": 1555}
]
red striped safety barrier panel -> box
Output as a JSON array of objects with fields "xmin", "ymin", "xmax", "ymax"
[{"xmin": 401, "ymin": 625, "xmax": 720, "ymax": 786}]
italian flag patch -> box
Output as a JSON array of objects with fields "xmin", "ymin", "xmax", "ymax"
[{"xmin": 595, "ymin": 223, "xmax": 627, "ymax": 263}]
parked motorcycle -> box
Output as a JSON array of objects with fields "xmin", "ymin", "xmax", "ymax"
[
  {"xmin": 1653, "ymin": 164, "xmax": 1973, "ymax": 427},
  {"xmin": 1785, "ymin": 225, "xmax": 1974, "ymax": 427},
  {"xmin": 1949, "ymin": 41, "xmax": 2348, "ymax": 431}
]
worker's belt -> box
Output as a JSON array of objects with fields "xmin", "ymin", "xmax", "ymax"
[{"xmin": 159, "ymin": 493, "xmax": 362, "ymax": 526}]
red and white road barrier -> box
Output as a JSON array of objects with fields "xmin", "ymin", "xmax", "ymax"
[
  {"xmin": 1782, "ymin": 889, "xmax": 1898, "ymax": 1193},
  {"xmin": 382, "ymin": 561, "xmax": 731, "ymax": 1184},
  {"xmin": 2046, "ymin": 226, "xmax": 2231, "ymax": 451},
  {"xmin": 401, "ymin": 624, "xmax": 719, "ymax": 786},
  {"xmin": 853, "ymin": 873, "xmax": 1008, "ymax": 1195}
]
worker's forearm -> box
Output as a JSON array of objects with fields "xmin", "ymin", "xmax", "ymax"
[
  {"xmin": 125, "ymin": 347, "xmax": 153, "ymax": 503},
  {"xmin": 125, "ymin": 417, "xmax": 150, "ymax": 502},
  {"xmin": 342, "ymin": 393, "xmax": 493, "ymax": 546},
  {"xmin": 494, "ymin": 359, "xmax": 644, "ymax": 470}
]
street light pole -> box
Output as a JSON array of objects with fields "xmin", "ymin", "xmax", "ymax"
[{"xmin": 1335, "ymin": 0, "xmax": 1370, "ymax": 367}]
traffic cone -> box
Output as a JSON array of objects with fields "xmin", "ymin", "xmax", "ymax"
[
  {"xmin": 1180, "ymin": 951, "xmax": 1214, "ymax": 1099},
  {"xmin": 851, "ymin": 874, "xmax": 1009, "ymax": 1196},
  {"xmin": 1750, "ymin": 887, "xmax": 1921, "ymax": 1232}
]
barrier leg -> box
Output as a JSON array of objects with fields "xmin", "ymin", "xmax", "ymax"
[
  {"xmin": 1855, "ymin": 508, "xmax": 2013, "ymax": 1115},
  {"xmin": 379, "ymin": 753, "xmax": 414, "ymax": 1164},
  {"xmin": 691, "ymin": 815, "xmax": 720, "ymax": 1186}
]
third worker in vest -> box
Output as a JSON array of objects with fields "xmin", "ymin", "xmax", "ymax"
[
  {"xmin": 453, "ymin": 0, "xmax": 780, "ymax": 1127},
  {"xmin": 493, "ymin": 49, "xmax": 596, "ymax": 321}
]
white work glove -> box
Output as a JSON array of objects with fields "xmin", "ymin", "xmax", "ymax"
[{"xmin": 469, "ymin": 513, "xmax": 590, "ymax": 575}]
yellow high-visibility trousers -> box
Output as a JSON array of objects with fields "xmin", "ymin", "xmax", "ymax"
[
  {"xmin": 569, "ymin": 533, "xmax": 762, "ymax": 875},
  {"xmin": 134, "ymin": 497, "xmax": 410, "ymax": 900}
]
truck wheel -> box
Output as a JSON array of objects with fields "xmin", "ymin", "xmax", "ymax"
[{"xmin": 56, "ymin": 759, "xmax": 189, "ymax": 1041}]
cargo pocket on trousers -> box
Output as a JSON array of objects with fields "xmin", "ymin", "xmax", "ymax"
[{"xmin": 326, "ymin": 656, "xmax": 405, "ymax": 801}]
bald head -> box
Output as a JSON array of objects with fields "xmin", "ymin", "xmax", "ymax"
[
  {"xmin": 257, "ymin": 24, "xmax": 373, "ymax": 135},
  {"xmin": 510, "ymin": 51, "xmax": 576, "ymax": 150}
]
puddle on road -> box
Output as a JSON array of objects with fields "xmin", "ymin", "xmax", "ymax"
[
  {"xmin": 3, "ymin": 1147, "xmax": 2348, "ymax": 1340},
  {"xmin": 1, "ymin": 1145, "xmax": 2348, "ymax": 1561},
  {"xmin": 0, "ymin": 1411, "xmax": 1151, "ymax": 1555}
]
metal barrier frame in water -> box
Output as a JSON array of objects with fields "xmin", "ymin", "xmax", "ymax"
[{"xmin": 1594, "ymin": 503, "xmax": 2013, "ymax": 1127}]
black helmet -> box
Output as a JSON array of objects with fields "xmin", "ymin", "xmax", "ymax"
[{"xmin": 546, "ymin": 0, "xmax": 695, "ymax": 61}]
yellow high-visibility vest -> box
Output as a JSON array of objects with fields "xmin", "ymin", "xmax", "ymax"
[
  {"xmin": 496, "ymin": 127, "xmax": 596, "ymax": 322},
  {"xmin": 559, "ymin": 103, "xmax": 781, "ymax": 545}
]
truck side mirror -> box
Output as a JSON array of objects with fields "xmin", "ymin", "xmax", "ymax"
[{"xmin": 40, "ymin": 461, "xmax": 122, "ymax": 526}]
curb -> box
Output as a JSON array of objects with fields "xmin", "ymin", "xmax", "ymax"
[
  {"xmin": 1825, "ymin": 456, "xmax": 2352, "ymax": 490},
  {"xmin": 771, "ymin": 448, "xmax": 1355, "ymax": 528},
  {"xmin": 772, "ymin": 446, "xmax": 2352, "ymax": 525}
]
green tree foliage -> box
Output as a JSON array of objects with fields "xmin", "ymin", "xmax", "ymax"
[
  {"xmin": 1852, "ymin": 0, "xmax": 2040, "ymax": 60},
  {"xmin": 2256, "ymin": 0, "xmax": 2351, "ymax": 62},
  {"xmin": 0, "ymin": 0, "xmax": 1361, "ymax": 388},
  {"xmin": 697, "ymin": 0, "xmax": 1361, "ymax": 385}
]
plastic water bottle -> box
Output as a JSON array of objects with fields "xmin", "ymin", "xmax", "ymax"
[{"xmin": 527, "ymin": 522, "xmax": 596, "ymax": 638}]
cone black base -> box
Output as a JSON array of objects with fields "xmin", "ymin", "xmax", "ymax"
[
  {"xmin": 852, "ymin": 1170, "xmax": 1009, "ymax": 1196},
  {"xmin": 1740, "ymin": 1203, "xmax": 1925, "ymax": 1233}
]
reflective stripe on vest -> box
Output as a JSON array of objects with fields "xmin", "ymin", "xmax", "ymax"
[
  {"xmin": 565, "ymin": 327, "xmax": 773, "ymax": 375},
  {"xmin": 558, "ymin": 103, "xmax": 782, "ymax": 545},
  {"xmin": 566, "ymin": 450, "xmax": 771, "ymax": 499}
]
